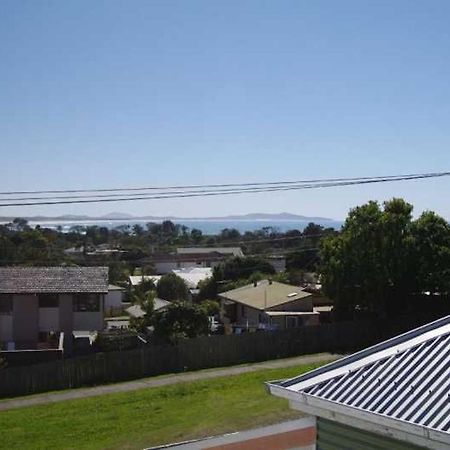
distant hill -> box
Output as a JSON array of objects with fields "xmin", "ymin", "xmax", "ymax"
[
  {"xmin": 0, "ymin": 212, "xmax": 335, "ymax": 222},
  {"xmin": 199, "ymin": 212, "xmax": 334, "ymax": 222}
]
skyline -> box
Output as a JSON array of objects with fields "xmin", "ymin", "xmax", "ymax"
[{"xmin": 1, "ymin": 0, "xmax": 450, "ymax": 219}]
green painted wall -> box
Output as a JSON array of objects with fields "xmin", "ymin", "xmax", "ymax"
[{"xmin": 317, "ymin": 417, "xmax": 427, "ymax": 450}]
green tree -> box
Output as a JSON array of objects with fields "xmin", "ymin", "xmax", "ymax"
[
  {"xmin": 197, "ymin": 277, "xmax": 218, "ymax": 301},
  {"xmin": 129, "ymin": 291, "xmax": 155, "ymax": 333},
  {"xmin": 152, "ymin": 302, "xmax": 210, "ymax": 343},
  {"xmin": 156, "ymin": 273, "xmax": 189, "ymax": 301},
  {"xmin": 319, "ymin": 198, "xmax": 448, "ymax": 319},
  {"xmin": 411, "ymin": 211, "xmax": 450, "ymax": 294},
  {"xmin": 214, "ymin": 256, "xmax": 275, "ymax": 282},
  {"xmin": 320, "ymin": 199, "xmax": 413, "ymax": 316}
]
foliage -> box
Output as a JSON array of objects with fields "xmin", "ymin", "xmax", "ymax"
[
  {"xmin": 319, "ymin": 198, "xmax": 450, "ymax": 319},
  {"xmin": 152, "ymin": 302, "xmax": 210, "ymax": 343},
  {"xmin": 199, "ymin": 299, "xmax": 220, "ymax": 316},
  {"xmin": 196, "ymin": 277, "xmax": 218, "ymax": 301},
  {"xmin": 214, "ymin": 256, "xmax": 275, "ymax": 282},
  {"xmin": 0, "ymin": 218, "xmax": 336, "ymax": 287},
  {"xmin": 129, "ymin": 291, "xmax": 155, "ymax": 333},
  {"xmin": 411, "ymin": 211, "xmax": 450, "ymax": 294},
  {"xmin": 286, "ymin": 249, "xmax": 319, "ymax": 271},
  {"xmin": 156, "ymin": 273, "xmax": 189, "ymax": 301}
]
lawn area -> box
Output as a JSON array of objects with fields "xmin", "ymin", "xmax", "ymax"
[{"xmin": 0, "ymin": 362, "xmax": 326, "ymax": 450}]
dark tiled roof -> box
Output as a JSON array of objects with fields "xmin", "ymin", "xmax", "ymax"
[{"xmin": 0, "ymin": 267, "xmax": 109, "ymax": 293}]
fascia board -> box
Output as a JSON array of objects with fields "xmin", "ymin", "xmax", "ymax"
[{"xmin": 267, "ymin": 384, "xmax": 450, "ymax": 449}]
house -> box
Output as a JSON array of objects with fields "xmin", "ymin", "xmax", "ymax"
[
  {"xmin": 172, "ymin": 267, "xmax": 212, "ymax": 289},
  {"xmin": 219, "ymin": 280, "xmax": 318, "ymax": 332},
  {"xmin": 176, "ymin": 247, "xmax": 244, "ymax": 257},
  {"xmin": 126, "ymin": 298, "xmax": 171, "ymax": 318},
  {"xmin": 104, "ymin": 284, "xmax": 126, "ymax": 315},
  {"xmin": 148, "ymin": 248, "xmax": 244, "ymax": 274},
  {"xmin": 0, "ymin": 266, "xmax": 108, "ymax": 350},
  {"xmin": 128, "ymin": 275, "xmax": 161, "ymax": 287},
  {"xmin": 267, "ymin": 315, "xmax": 450, "ymax": 449}
]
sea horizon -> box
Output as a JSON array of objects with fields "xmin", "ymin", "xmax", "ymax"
[{"xmin": 2, "ymin": 218, "xmax": 343, "ymax": 234}]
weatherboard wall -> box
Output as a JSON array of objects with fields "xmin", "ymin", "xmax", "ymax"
[{"xmin": 316, "ymin": 418, "xmax": 427, "ymax": 450}]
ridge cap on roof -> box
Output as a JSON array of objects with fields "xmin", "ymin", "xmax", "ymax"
[{"xmin": 276, "ymin": 315, "xmax": 450, "ymax": 390}]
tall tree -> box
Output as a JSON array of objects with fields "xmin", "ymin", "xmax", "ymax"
[
  {"xmin": 319, "ymin": 199, "xmax": 431, "ymax": 318},
  {"xmin": 156, "ymin": 273, "xmax": 189, "ymax": 301},
  {"xmin": 152, "ymin": 302, "xmax": 210, "ymax": 343}
]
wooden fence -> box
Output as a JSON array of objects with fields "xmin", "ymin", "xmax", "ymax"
[{"xmin": 0, "ymin": 319, "xmax": 413, "ymax": 398}]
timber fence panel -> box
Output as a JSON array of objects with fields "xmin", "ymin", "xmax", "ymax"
[{"xmin": 0, "ymin": 319, "xmax": 412, "ymax": 398}]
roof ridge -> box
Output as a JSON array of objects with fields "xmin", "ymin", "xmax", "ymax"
[{"xmin": 279, "ymin": 315, "xmax": 450, "ymax": 390}]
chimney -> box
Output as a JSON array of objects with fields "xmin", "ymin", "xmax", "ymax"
[
  {"xmin": 268, "ymin": 278, "xmax": 273, "ymax": 285},
  {"xmin": 253, "ymin": 281, "xmax": 257, "ymax": 287}
]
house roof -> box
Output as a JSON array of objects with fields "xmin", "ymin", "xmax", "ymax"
[
  {"xmin": 219, "ymin": 280, "xmax": 311, "ymax": 311},
  {"xmin": 108, "ymin": 284, "xmax": 124, "ymax": 291},
  {"xmin": 172, "ymin": 267, "xmax": 212, "ymax": 288},
  {"xmin": 176, "ymin": 247, "xmax": 244, "ymax": 257},
  {"xmin": 268, "ymin": 315, "xmax": 450, "ymax": 448},
  {"xmin": 126, "ymin": 298, "xmax": 171, "ymax": 318},
  {"xmin": 128, "ymin": 275, "xmax": 161, "ymax": 286},
  {"xmin": 0, "ymin": 267, "xmax": 109, "ymax": 293},
  {"xmin": 265, "ymin": 311, "xmax": 319, "ymax": 317}
]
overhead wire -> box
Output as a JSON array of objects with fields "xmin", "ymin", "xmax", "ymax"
[
  {"xmin": 0, "ymin": 172, "xmax": 448, "ymax": 207},
  {"xmin": 0, "ymin": 172, "xmax": 446, "ymax": 196}
]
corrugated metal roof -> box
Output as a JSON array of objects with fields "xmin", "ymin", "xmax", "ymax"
[
  {"xmin": 219, "ymin": 280, "xmax": 311, "ymax": 311},
  {"xmin": 176, "ymin": 247, "xmax": 243, "ymax": 257},
  {"xmin": 128, "ymin": 275, "xmax": 161, "ymax": 286},
  {"xmin": 172, "ymin": 268, "xmax": 212, "ymax": 288},
  {"xmin": 271, "ymin": 315, "xmax": 450, "ymax": 438},
  {"xmin": 0, "ymin": 266, "xmax": 109, "ymax": 293}
]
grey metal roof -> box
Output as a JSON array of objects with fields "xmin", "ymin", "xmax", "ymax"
[
  {"xmin": 0, "ymin": 267, "xmax": 109, "ymax": 293},
  {"xmin": 176, "ymin": 247, "xmax": 244, "ymax": 257},
  {"xmin": 270, "ymin": 315, "xmax": 450, "ymax": 439}
]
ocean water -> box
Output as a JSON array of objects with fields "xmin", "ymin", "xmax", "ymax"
[{"xmin": 22, "ymin": 219, "xmax": 343, "ymax": 234}]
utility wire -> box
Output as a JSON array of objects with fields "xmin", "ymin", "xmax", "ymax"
[
  {"xmin": 0, "ymin": 172, "xmax": 448, "ymax": 207},
  {"xmin": 0, "ymin": 172, "xmax": 445, "ymax": 196},
  {"xmin": 0, "ymin": 247, "xmax": 321, "ymax": 265}
]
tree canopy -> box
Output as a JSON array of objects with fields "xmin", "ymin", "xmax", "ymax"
[
  {"xmin": 320, "ymin": 198, "xmax": 450, "ymax": 319},
  {"xmin": 156, "ymin": 273, "xmax": 189, "ymax": 302},
  {"xmin": 152, "ymin": 302, "xmax": 210, "ymax": 343}
]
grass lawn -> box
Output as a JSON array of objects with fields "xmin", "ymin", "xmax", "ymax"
[{"xmin": 0, "ymin": 362, "xmax": 325, "ymax": 450}]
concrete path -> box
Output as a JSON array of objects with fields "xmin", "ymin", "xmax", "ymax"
[{"xmin": 0, "ymin": 353, "xmax": 341, "ymax": 412}]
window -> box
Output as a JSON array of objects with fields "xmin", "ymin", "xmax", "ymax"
[
  {"xmin": 73, "ymin": 294, "xmax": 100, "ymax": 312},
  {"xmin": 0, "ymin": 295, "xmax": 12, "ymax": 315},
  {"xmin": 38, "ymin": 294, "xmax": 59, "ymax": 308}
]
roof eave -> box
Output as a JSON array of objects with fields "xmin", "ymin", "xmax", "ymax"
[{"xmin": 267, "ymin": 384, "xmax": 450, "ymax": 449}]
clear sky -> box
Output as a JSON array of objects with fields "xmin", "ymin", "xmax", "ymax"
[{"xmin": 1, "ymin": 0, "xmax": 449, "ymax": 220}]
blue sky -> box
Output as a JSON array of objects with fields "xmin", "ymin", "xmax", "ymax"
[{"xmin": 1, "ymin": 0, "xmax": 449, "ymax": 220}]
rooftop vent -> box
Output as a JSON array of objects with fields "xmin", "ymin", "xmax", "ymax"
[{"xmin": 287, "ymin": 292, "xmax": 298, "ymax": 297}]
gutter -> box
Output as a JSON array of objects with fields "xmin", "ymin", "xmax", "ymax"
[{"xmin": 266, "ymin": 382, "xmax": 450, "ymax": 449}]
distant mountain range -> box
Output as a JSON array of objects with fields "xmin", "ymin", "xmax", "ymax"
[{"xmin": 0, "ymin": 212, "xmax": 335, "ymax": 222}]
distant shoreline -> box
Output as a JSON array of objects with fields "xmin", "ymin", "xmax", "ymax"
[{"xmin": 0, "ymin": 217, "xmax": 343, "ymax": 234}]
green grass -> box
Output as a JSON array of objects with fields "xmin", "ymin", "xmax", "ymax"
[{"xmin": 0, "ymin": 363, "xmax": 325, "ymax": 450}]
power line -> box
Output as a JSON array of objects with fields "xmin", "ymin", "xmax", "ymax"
[
  {"xmin": 0, "ymin": 172, "xmax": 448, "ymax": 207},
  {"xmin": 0, "ymin": 172, "xmax": 444, "ymax": 196},
  {"xmin": 0, "ymin": 247, "xmax": 321, "ymax": 265}
]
